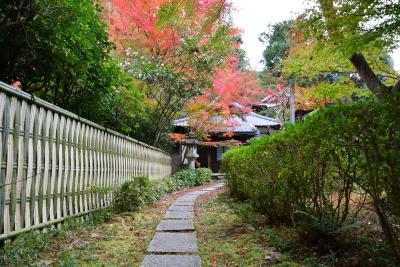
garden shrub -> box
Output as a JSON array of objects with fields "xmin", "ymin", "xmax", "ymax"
[
  {"xmin": 172, "ymin": 169, "xmax": 198, "ymax": 188},
  {"xmin": 113, "ymin": 170, "xmax": 213, "ymax": 213},
  {"xmin": 195, "ymin": 168, "xmax": 213, "ymax": 185},
  {"xmin": 171, "ymin": 168, "xmax": 213, "ymax": 189},
  {"xmin": 222, "ymin": 97, "xmax": 400, "ymax": 255},
  {"xmin": 113, "ymin": 176, "xmax": 154, "ymax": 212}
]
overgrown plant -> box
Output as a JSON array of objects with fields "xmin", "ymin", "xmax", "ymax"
[
  {"xmin": 222, "ymin": 97, "xmax": 400, "ymax": 258},
  {"xmin": 171, "ymin": 168, "xmax": 213, "ymax": 189},
  {"xmin": 113, "ymin": 176, "xmax": 155, "ymax": 212},
  {"xmin": 195, "ymin": 168, "xmax": 213, "ymax": 186},
  {"xmin": 113, "ymin": 170, "xmax": 213, "ymax": 213}
]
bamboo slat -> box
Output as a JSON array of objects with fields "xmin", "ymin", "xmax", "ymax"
[{"xmin": 0, "ymin": 82, "xmax": 171, "ymax": 241}]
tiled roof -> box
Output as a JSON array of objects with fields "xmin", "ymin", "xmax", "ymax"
[
  {"xmin": 245, "ymin": 112, "xmax": 281, "ymax": 126},
  {"xmin": 173, "ymin": 111, "xmax": 281, "ymax": 134}
]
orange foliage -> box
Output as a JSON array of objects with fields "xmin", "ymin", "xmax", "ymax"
[
  {"xmin": 169, "ymin": 133, "xmax": 186, "ymax": 142},
  {"xmin": 186, "ymin": 54, "xmax": 262, "ymax": 138},
  {"xmin": 295, "ymin": 84, "xmax": 329, "ymax": 111},
  {"xmin": 103, "ymin": 0, "xmax": 231, "ymax": 59}
]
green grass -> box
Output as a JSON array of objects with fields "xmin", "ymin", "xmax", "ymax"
[
  {"xmin": 196, "ymin": 193, "xmax": 300, "ymax": 267},
  {"xmin": 2, "ymin": 188, "xmax": 397, "ymax": 266},
  {"xmin": 0, "ymin": 193, "xmax": 178, "ymax": 266},
  {"xmin": 195, "ymin": 193, "xmax": 398, "ymax": 267}
]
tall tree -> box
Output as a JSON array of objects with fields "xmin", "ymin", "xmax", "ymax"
[
  {"xmin": 259, "ymin": 20, "xmax": 294, "ymax": 71},
  {"xmin": 185, "ymin": 55, "xmax": 262, "ymax": 139},
  {"xmin": 106, "ymin": 0, "xmax": 236, "ymax": 146},
  {"xmin": 0, "ymin": 0, "xmax": 143, "ymax": 128},
  {"xmin": 303, "ymin": 0, "xmax": 400, "ymax": 258},
  {"xmin": 303, "ymin": 0, "xmax": 400, "ymax": 100}
]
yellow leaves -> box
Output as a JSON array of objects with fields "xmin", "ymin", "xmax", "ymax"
[
  {"xmin": 304, "ymin": 77, "xmax": 371, "ymax": 102},
  {"xmin": 143, "ymin": 96, "xmax": 158, "ymax": 108},
  {"xmin": 282, "ymin": 41, "xmax": 353, "ymax": 78}
]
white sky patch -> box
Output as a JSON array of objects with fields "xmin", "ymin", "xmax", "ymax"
[
  {"xmin": 391, "ymin": 49, "xmax": 400, "ymax": 72},
  {"xmin": 231, "ymin": 0, "xmax": 306, "ymax": 71},
  {"xmin": 231, "ymin": 0, "xmax": 400, "ymax": 73}
]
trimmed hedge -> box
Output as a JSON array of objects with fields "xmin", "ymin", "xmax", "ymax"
[{"xmin": 222, "ymin": 97, "xmax": 400, "ymax": 254}]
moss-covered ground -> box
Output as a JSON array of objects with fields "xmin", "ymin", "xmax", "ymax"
[{"xmin": 195, "ymin": 190, "xmax": 300, "ymax": 267}]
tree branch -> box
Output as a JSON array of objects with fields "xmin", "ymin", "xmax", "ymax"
[
  {"xmin": 392, "ymin": 79, "xmax": 400, "ymax": 93},
  {"xmin": 0, "ymin": 21, "xmax": 26, "ymax": 32},
  {"xmin": 350, "ymin": 53, "xmax": 389, "ymax": 100}
]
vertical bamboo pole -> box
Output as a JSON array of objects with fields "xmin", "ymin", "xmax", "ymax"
[
  {"xmin": 25, "ymin": 104, "xmax": 36, "ymax": 228},
  {"xmin": 15, "ymin": 100, "xmax": 27, "ymax": 230},
  {"xmin": 56, "ymin": 115, "xmax": 64, "ymax": 221},
  {"xmin": 4, "ymin": 97, "xmax": 18, "ymax": 233},
  {"xmin": 49, "ymin": 112, "xmax": 58, "ymax": 222},
  {"xmin": 0, "ymin": 93, "xmax": 7, "ymax": 234}
]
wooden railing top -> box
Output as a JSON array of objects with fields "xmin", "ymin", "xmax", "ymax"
[{"xmin": 0, "ymin": 81, "xmax": 170, "ymax": 156}]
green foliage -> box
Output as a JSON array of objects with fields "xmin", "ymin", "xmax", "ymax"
[
  {"xmin": 0, "ymin": 208, "xmax": 112, "ymax": 266},
  {"xmin": 305, "ymin": 77, "xmax": 371, "ymax": 101},
  {"xmin": 295, "ymin": 1, "xmax": 400, "ymax": 101},
  {"xmin": 113, "ymin": 176, "xmax": 155, "ymax": 212},
  {"xmin": 0, "ymin": 230, "xmax": 52, "ymax": 265},
  {"xmin": 172, "ymin": 169, "xmax": 198, "ymax": 188},
  {"xmin": 113, "ymin": 171, "xmax": 213, "ymax": 213},
  {"xmin": 195, "ymin": 168, "xmax": 213, "ymax": 186},
  {"xmin": 303, "ymin": 0, "xmax": 400, "ymax": 57},
  {"xmin": 171, "ymin": 168, "xmax": 213, "ymax": 189},
  {"xmin": 0, "ymin": 0, "xmax": 144, "ymax": 139},
  {"xmin": 259, "ymin": 20, "xmax": 293, "ymax": 70},
  {"xmin": 222, "ymin": 97, "xmax": 400, "ymax": 253}
]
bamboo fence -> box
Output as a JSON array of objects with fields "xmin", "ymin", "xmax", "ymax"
[{"xmin": 0, "ymin": 81, "xmax": 172, "ymax": 241}]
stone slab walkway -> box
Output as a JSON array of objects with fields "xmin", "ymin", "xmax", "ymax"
[{"xmin": 141, "ymin": 183, "xmax": 223, "ymax": 267}]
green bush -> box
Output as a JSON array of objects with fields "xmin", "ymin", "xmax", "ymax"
[
  {"xmin": 170, "ymin": 168, "xmax": 213, "ymax": 189},
  {"xmin": 222, "ymin": 97, "xmax": 400, "ymax": 255},
  {"xmin": 113, "ymin": 176, "xmax": 154, "ymax": 212},
  {"xmin": 113, "ymin": 170, "xmax": 213, "ymax": 213},
  {"xmin": 172, "ymin": 169, "xmax": 197, "ymax": 188},
  {"xmin": 195, "ymin": 168, "xmax": 213, "ymax": 186}
]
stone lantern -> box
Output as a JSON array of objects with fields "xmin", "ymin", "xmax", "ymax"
[{"xmin": 184, "ymin": 132, "xmax": 199, "ymax": 170}]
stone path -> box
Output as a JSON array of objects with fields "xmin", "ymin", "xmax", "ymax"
[{"xmin": 141, "ymin": 183, "xmax": 224, "ymax": 267}]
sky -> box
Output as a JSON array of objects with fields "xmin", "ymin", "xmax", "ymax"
[{"xmin": 231, "ymin": 0, "xmax": 400, "ymax": 72}]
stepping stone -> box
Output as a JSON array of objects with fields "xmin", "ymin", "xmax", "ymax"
[
  {"xmin": 177, "ymin": 195, "xmax": 198, "ymax": 201},
  {"xmin": 156, "ymin": 219, "xmax": 194, "ymax": 231},
  {"xmin": 147, "ymin": 232, "xmax": 198, "ymax": 253},
  {"xmin": 165, "ymin": 211, "xmax": 194, "ymax": 219},
  {"xmin": 169, "ymin": 205, "xmax": 194, "ymax": 212},
  {"xmin": 174, "ymin": 200, "xmax": 195, "ymax": 206},
  {"xmin": 187, "ymin": 191, "xmax": 205, "ymax": 195},
  {"xmin": 141, "ymin": 255, "xmax": 201, "ymax": 267}
]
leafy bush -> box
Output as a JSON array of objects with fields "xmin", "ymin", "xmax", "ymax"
[
  {"xmin": 113, "ymin": 176, "xmax": 154, "ymax": 212},
  {"xmin": 170, "ymin": 168, "xmax": 213, "ymax": 189},
  {"xmin": 113, "ymin": 171, "xmax": 213, "ymax": 213},
  {"xmin": 222, "ymin": 97, "xmax": 400, "ymax": 255},
  {"xmin": 171, "ymin": 169, "xmax": 197, "ymax": 188},
  {"xmin": 195, "ymin": 168, "xmax": 213, "ymax": 185}
]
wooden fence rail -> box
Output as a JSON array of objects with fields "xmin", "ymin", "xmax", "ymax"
[{"xmin": 0, "ymin": 81, "xmax": 172, "ymax": 241}]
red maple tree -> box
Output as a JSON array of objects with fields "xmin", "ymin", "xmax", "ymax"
[{"xmin": 185, "ymin": 54, "xmax": 262, "ymax": 139}]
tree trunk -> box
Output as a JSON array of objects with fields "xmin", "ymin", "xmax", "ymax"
[
  {"xmin": 289, "ymin": 84, "xmax": 295, "ymax": 123},
  {"xmin": 373, "ymin": 201, "xmax": 400, "ymax": 261},
  {"xmin": 349, "ymin": 53, "xmax": 391, "ymax": 100}
]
